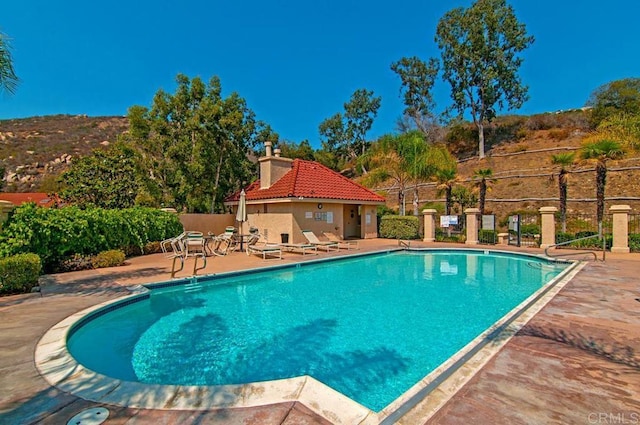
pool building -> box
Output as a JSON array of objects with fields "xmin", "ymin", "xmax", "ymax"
[{"xmin": 224, "ymin": 141, "xmax": 385, "ymax": 244}]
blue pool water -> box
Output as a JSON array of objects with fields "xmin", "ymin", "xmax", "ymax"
[{"xmin": 67, "ymin": 250, "xmax": 568, "ymax": 411}]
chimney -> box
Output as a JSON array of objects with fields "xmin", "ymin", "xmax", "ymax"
[{"xmin": 259, "ymin": 142, "xmax": 293, "ymax": 189}]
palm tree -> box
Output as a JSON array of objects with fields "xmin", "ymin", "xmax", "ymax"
[
  {"xmin": 473, "ymin": 168, "xmax": 494, "ymax": 215},
  {"xmin": 0, "ymin": 31, "xmax": 19, "ymax": 95},
  {"xmin": 435, "ymin": 167, "xmax": 459, "ymax": 215},
  {"xmin": 360, "ymin": 131, "xmax": 454, "ymax": 216},
  {"xmin": 360, "ymin": 134, "xmax": 413, "ymax": 215},
  {"xmin": 409, "ymin": 140, "xmax": 456, "ymax": 216},
  {"xmin": 550, "ymin": 152, "xmax": 575, "ymax": 232},
  {"xmin": 580, "ymin": 139, "xmax": 624, "ymax": 233}
]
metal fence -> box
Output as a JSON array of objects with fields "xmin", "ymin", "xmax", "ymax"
[
  {"xmin": 507, "ymin": 214, "xmax": 540, "ymax": 247},
  {"xmin": 629, "ymin": 214, "xmax": 640, "ymax": 235},
  {"xmin": 559, "ymin": 213, "xmax": 612, "ymax": 236},
  {"xmin": 478, "ymin": 214, "xmax": 497, "ymax": 245},
  {"xmin": 556, "ymin": 213, "xmax": 612, "ymax": 250},
  {"xmin": 435, "ymin": 214, "xmax": 465, "ymax": 243}
]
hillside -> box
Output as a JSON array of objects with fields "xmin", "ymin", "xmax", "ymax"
[
  {"xmin": 1, "ymin": 113, "xmax": 639, "ymax": 220},
  {"xmin": 379, "ymin": 121, "xmax": 640, "ymax": 219},
  {"xmin": 0, "ymin": 115, "xmax": 129, "ymax": 191}
]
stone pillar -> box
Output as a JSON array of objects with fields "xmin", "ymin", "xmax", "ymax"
[
  {"xmin": 610, "ymin": 205, "xmax": 631, "ymax": 253},
  {"xmin": 465, "ymin": 208, "xmax": 481, "ymax": 245},
  {"xmin": 422, "ymin": 209, "xmax": 437, "ymax": 242},
  {"xmin": 539, "ymin": 206, "xmax": 558, "ymax": 249},
  {"xmin": 0, "ymin": 200, "xmax": 15, "ymax": 231}
]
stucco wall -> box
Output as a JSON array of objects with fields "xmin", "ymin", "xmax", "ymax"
[
  {"xmin": 248, "ymin": 209, "xmax": 292, "ymax": 243},
  {"xmin": 361, "ymin": 205, "xmax": 379, "ymax": 239},
  {"xmin": 179, "ymin": 214, "xmax": 235, "ymax": 235},
  {"xmin": 233, "ymin": 200, "xmax": 381, "ymax": 243},
  {"xmin": 290, "ymin": 202, "xmax": 345, "ymax": 243}
]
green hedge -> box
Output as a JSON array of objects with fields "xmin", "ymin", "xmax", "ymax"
[
  {"xmin": 0, "ymin": 204, "xmax": 183, "ymax": 272},
  {"xmin": 435, "ymin": 228, "xmax": 465, "ymax": 243},
  {"xmin": 630, "ymin": 234, "xmax": 640, "ymax": 252},
  {"xmin": 379, "ymin": 215, "xmax": 420, "ymax": 239},
  {"xmin": 0, "ymin": 253, "xmax": 41, "ymax": 295}
]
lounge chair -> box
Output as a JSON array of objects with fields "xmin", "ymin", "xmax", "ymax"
[
  {"xmin": 280, "ymin": 242, "xmax": 318, "ymax": 255},
  {"xmin": 322, "ymin": 231, "xmax": 359, "ymax": 250},
  {"xmin": 245, "ymin": 234, "xmax": 282, "ymax": 260},
  {"xmin": 302, "ymin": 230, "xmax": 339, "ymax": 252}
]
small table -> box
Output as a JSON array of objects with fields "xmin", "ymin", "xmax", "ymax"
[{"xmin": 236, "ymin": 234, "xmax": 253, "ymax": 252}]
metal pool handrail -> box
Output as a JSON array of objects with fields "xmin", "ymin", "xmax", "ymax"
[{"xmin": 544, "ymin": 234, "xmax": 604, "ymax": 261}]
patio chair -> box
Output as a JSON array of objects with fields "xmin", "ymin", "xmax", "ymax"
[
  {"xmin": 322, "ymin": 231, "xmax": 359, "ymax": 250},
  {"xmin": 207, "ymin": 226, "xmax": 238, "ymax": 256},
  {"xmin": 245, "ymin": 233, "xmax": 283, "ymax": 260},
  {"xmin": 302, "ymin": 230, "xmax": 339, "ymax": 252},
  {"xmin": 161, "ymin": 232, "xmax": 187, "ymax": 277},
  {"xmin": 182, "ymin": 231, "xmax": 207, "ymax": 276},
  {"xmin": 161, "ymin": 231, "xmax": 183, "ymax": 253}
]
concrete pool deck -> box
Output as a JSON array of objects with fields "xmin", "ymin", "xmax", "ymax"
[{"xmin": 1, "ymin": 239, "xmax": 639, "ymax": 424}]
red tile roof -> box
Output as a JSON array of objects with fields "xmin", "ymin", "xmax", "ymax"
[
  {"xmin": 0, "ymin": 192, "xmax": 59, "ymax": 207},
  {"xmin": 226, "ymin": 159, "xmax": 385, "ymax": 203}
]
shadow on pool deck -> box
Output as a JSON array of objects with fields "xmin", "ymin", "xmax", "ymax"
[{"xmin": 1, "ymin": 239, "xmax": 639, "ymax": 424}]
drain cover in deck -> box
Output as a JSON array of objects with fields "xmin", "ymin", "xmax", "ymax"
[{"xmin": 67, "ymin": 407, "xmax": 109, "ymax": 425}]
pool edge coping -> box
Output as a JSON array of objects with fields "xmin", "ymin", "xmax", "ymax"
[{"xmin": 34, "ymin": 247, "xmax": 580, "ymax": 425}]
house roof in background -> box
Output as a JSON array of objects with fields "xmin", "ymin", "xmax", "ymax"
[
  {"xmin": 225, "ymin": 160, "xmax": 385, "ymax": 204},
  {"xmin": 0, "ymin": 192, "xmax": 58, "ymax": 207}
]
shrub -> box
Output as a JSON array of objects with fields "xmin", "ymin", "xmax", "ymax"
[
  {"xmin": 377, "ymin": 205, "xmax": 397, "ymax": 217},
  {"xmin": 575, "ymin": 230, "xmax": 598, "ymax": 239},
  {"xmin": 555, "ymin": 232, "xmax": 574, "ymax": 245},
  {"xmin": 436, "ymin": 228, "xmax": 465, "ymax": 243},
  {"xmin": 0, "ymin": 203, "xmax": 183, "ymax": 272},
  {"xmin": 58, "ymin": 254, "xmax": 93, "ymax": 272},
  {"xmin": 0, "ymin": 253, "xmax": 42, "ymax": 295},
  {"xmin": 548, "ymin": 128, "xmax": 570, "ymax": 140},
  {"xmin": 520, "ymin": 223, "xmax": 540, "ymax": 236},
  {"xmin": 629, "ymin": 234, "xmax": 640, "ymax": 252},
  {"xmin": 379, "ymin": 215, "xmax": 420, "ymax": 239},
  {"xmin": 92, "ymin": 250, "xmax": 126, "ymax": 269}
]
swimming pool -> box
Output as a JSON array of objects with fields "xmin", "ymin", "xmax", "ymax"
[{"xmin": 37, "ymin": 249, "xmax": 578, "ymax": 423}]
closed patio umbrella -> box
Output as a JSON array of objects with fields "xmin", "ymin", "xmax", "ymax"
[{"xmin": 236, "ymin": 189, "xmax": 247, "ymax": 250}]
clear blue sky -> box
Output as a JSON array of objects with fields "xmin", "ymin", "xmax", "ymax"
[{"xmin": 2, "ymin": 1, "xmax": 639, "ymax": 147}]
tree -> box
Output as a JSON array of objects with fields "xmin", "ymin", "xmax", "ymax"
[
  {"xmin": 410, "ymin": 141, "xmax": 456, "ymax": 216},
  {"xmin": 390, "ymin": 56, "xmax": 441, "ymax": 138},
  {"xmin": 472, "ymin": 168, "xmax": 494, "ymax": 215},
  {"xmin": 580, "ymin": 140, "xmax": 624, "ymax": 232},
  {"xmin": 550, "ymin": 152, "xmax": 575, "ymax": 233},
  {"xmin": 451, "ymin": 185, "xmax": 477, "ymax": 215},
  {"xmin": 278, "ymin": 140, "xmax": 316, "ymax": 161},
  {"xmin": 435, "ymin": 167, "xmax": 459, "ymax": 215},
  {"xmin": 595, "ymin": 113, "xmax": 640, "ymax": 151},
  {"xmin": 360, "ymin": 131, "xmax": 453, "ymax": 216},
  {"xmin": 319, "ymin": 89, "xmax": 381, "ymax": 173},
  {"xmin": 435, "ymin": 0, "xmax": 534, "ymax": 159},
  {"xmin": 0, "ymin": 31, "xmax": 19, "ymax": 95},
  {"xmin": 60, "ymin": 142, "xmax": 141, "ymax": 209},
  {"xmin": 586, "ymin": 78, "xmax": 640, "ymax": 128},
  {"xmin": 126, "ymin": 74, "xmax": 266, "ymax": 213}
]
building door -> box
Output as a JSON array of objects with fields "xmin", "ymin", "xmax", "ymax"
[{"xmin": 343, "ymin": 204, "xmax": 360, "ymax": 238}]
